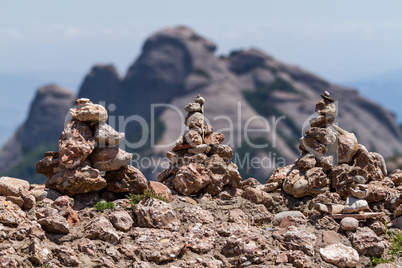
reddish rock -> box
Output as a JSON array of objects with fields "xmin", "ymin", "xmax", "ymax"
[
  {"xmin": 105, "ymin": 165, "xmax": 148, "ymax": 194},
  {"xmin": 351, "ymin": 227, "xmax": 388, "ymax": 256},
  {"xmin": 133, "ymin": 198, "xmax": 179, "ymax": 230},
  {"xmin": 390, "ymin": 169, "xmax": 402, "ymax": 186},
  {"xmin": 184, "ymin": 130, "xmax": 203, "ymax": 145},
  {"xmin": 85, "ymin": 217, "xmax": 120, "ymax": 245},
  {"xmin": 90, "ymin": 147, "xmax": 132, "ymax": 171},
  {"xmin": 58, "ymin": 119, "xmax": 95, "ymax": 169},
  {"xmin": 148, "ymin": 181, "xmax": 173, "ymax": 202},
  {"xmin": 46, "ymin": 166, "xmax": 106, "ymax": 196},
  {"xmin": 337, "ymin": 133, "xmax": 359, "ymax": 164},
  {"xmin": 0, "ymin": 176, "xmax": 30, "ymax": 197},
  {"xmin": 0, "ymin": 200, "xmax": 26, "ymax": 225},
  {"xmin": 109, "ymin": 211, "xmax": 133, "ymax": 232},
  {"xmin": 94, "ymin": 123, "xmax": 125, "ymax": 146},
  {"xmin": 173, "ymin": 163, "xmax": 211, "ymax": 195},
  {"xmin": 305, "ymin": 127, "xmax": 336, "ymax": 145},
  {"xmin": 38, "ymin": 215, "xmax": 70, "ymax": 234},
  {"xmin": 204, "ymin": 132, "xmax": 225, "ymax": 146},
  {"xmin": 69, "ymin": 98, "xmax": 108, "ymax": 123},
  {"xmin": 322, "ymin": 231, "xmax": 341, "ymax": 245}
]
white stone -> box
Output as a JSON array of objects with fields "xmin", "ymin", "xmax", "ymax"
[{"xmin": 320, "ymin": 243, "xmax": 359, "ymax": 267}]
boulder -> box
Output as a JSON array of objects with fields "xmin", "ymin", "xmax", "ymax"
[
  {"xmin": 85, "ymin": 217, "xmax": 120, "ymax": 245},
  {"xmin": 133, "ymin": 198, "xmax": 179, "ymax": 230},
  {"xmin": 38, "ymin": 215, "xmax": 70, "ymax": 234},
  {"xmin": 351, "ymin": 227, "xmax": 388, "ymax": 256},
  {"xmin": 0, "ymin": 177, "xmax": 30, "ymax": 197},
  {"xmin": 173, "ymin": 163, "xmax": 211, "ymax": 195}
]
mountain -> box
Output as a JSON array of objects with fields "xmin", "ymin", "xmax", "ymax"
[{"xmin": 2, "ymin": 26, "xmax": 402, "ymax": 183}]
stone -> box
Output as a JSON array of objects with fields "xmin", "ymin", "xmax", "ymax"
[
  {"xmin": 305, "ymin": 127, "xmax": 336, "ymax": 145},
  {"xmin": 315, "ymin": 203, "xmax": 344, "ymax": 214},
  {"xmin": 300, "ymin": 136, "xmax": 327, "ymax": 156},
  {"xmin": 322, "ymin": 231, "xmax": 341, "ymax": 245},
  {"xmin": 185, "ymin": 223, "xmax": 217, "ymax": 253},
  {"xmin": 343, "ymin": 196, "xmax": 369, "ymax": 214},
  {"xmin": 354, "ymin": 146, "xmax": 385, "ymax": 181},
  {"xmin": 340, "ymin": 217, "xmax": 359, "ymax": 232},
  {"xmin": 0, "ymin": 177, "xmax": 30, "ymax": 197},
  {"xmin": 0, "ymin": 200, "xmax": 26, "ymax": 225},
  {"xmin": 90, "ymin": 147, "xmax": 132, "ymax": 171},
  {"xmin": 54, "ymin": 245, "xmax": 81, "ymax": 267},
  {"xmin": 365, "ymin": 180, "xmax": 397, "ymax": 203},
  {"xmin": 185, "ymin": 112, "xmax": 204, "ymax": 130},
  {"xmin": 241, "ymin": 186, "xmax": 273, "ymax": 209},
  {"xmin": 283, "ymin": 226, "xmax": 317, "ymax": 256},
  {"xmin": 35, "ymin": 152, "xmax": 63, "ymax": 178},
  {"xmin": 337, "ymin": 133, "xmax": 359, "ymax": 164},
  {"xmin": 20, "ymin": 190, "xmax": 35, "ymax": 210},
  {"xmin": 133, "ymin": 198, "xmax": 179, "ymax": 230},
  {"xmin": 94, "ymin": 123, "xmax": 125, "ymax": 146},
  {"xmin": 29, "ymin": 238, "xmax": 51, "ymax": 266},
  {"xmin": 310, "ymin": 114, "xmax": 335, "ymax": 128},
  {"xmin": 320, "ymin": 243, "xmax": 359, "ymax": 267},
  {"xmin": 185, "ymin": 102, "xmax": 201, "ymax": 113},
  {"xmin": 305, "ymin": 167, "xmax": 329, "ymax": 195},
  {"xmin": 173, "ymin": 163, "xmax": 210, "ymax": 195},
  {"xmin": 70, "ymin": 98, "xmax": 108, "ymax": 123},
  {"xmin": 204, "ymin": 132, "xmax": 225, "ymax": 146},
  {"xmin": 38, "ymin": 215, "xmax": 70, "ymax": 234},
  {"xmin": 6, "ymin": 196, "xmax": 24, "ymax": 208},
  {"xmin": 184, "ymin": 130, "xmax": 203, "ymax": 145},
  {"xmin": 46, "ymin": 165, "xmax": 106, "ymax": 196},
  {"xmin": 203, "ymin": 123, "xmax": 213, "ymax": 135},
  {"xmin": 390, "ymin": 169, "xmax": 402, "ymax": 186},
  {"xmin": 286, "ymin": 250, "xmax": 312, "ymax": 268},
  {"xmin": 272, "ymin": 211, "xmax": 306, "ymax": 226},
  {"xmin": 109, "ymin": 211, "xmax": 133, "ymax": 232},
  {"xmin": 315, "ymin": 99, "xmax": 337, "ymax": 116},
  {"xmin": 132, "ymin": 227, "xmax": 185, "ymax": 264},
  {"xmin": 177, "ymin": 205, "xmax": 214, "ymax": 224},
  {"xmin": 105, "ymin": 165, "xmax": 147, "ymax": 194},
  {"xmin": 210, "ymin": 144, "xmax": 233, "ymax": 160},
  {"xmin": 148, "ymin": 181, "xmax": 173, "ymax": 202},
  {"xmin": 58, "ymin": 119, "xmax": 95, "ymax": 169},
  {"xmin": 188, "ymin": 144, "xmax": 208, "ymax": 154},
  {"xmin": 351, "ymin": 227, "xmax": 388, "ymax": 256},
  {"xmin": 78, "ymin": 238, "xmax": 96, "ymax": 256},
  {"xmin": 85, "ymin": 217, "xmax": 120, "ymax": 245},
  {"xmin": 296, "ymin": 154, "xmax": 316, "ymax": 170}
]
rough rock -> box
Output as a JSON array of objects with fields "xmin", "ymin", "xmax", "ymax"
[
  {"xmin": 94, "ymin": 123, "xmax": 125, "ymax": 146},
  {"xmin": 38, "ymin": 215, "xmax": 70, "ymax": 234},
  {"xmin": 90, "ymin": 147, "xmax": 132, "ymax": 171},
  {"xmin": 351, "ymin": 227, "xmax": 388, "ymax": 256},
  {"xmin": 69, "ymin": 98, "xmax": 108, "ymax": 123},
  {"xmin": 343, "ymin": 196, "xmax": 369, "ymax": 214},
  {"xmin": 148, "ymin": 181, "xmax": 173, "ymax": 202},
  {"xmin": 173, "ymin": 163, "xmax": 210, "ymax": 195},
  {"xmin": 58, "ymin": 119, "xmax": 95, "ymax": 169},
  {"xmin": 272, "ymin": 211, "xmax": 306, "ymax": 226},
  {"xmin": 320, "ymin": 243, "xmax": 359, "ymax": 267},
  {"xmin": 105, "ymin": 165, "xmax": 148, "ymax": 194},
  {"xmin": 283, "ymin": 226, "xmax": 317, "ymax": 256},
  {"xmin": 85, "ymin": 217, "xmax": 120, "ymax": 245},
  {"xmin": 45, "ymin": 166, "xmax": 106, "ymax": 196},
  {"xmin": 133, "ymin": 198, "xmax": 179, "ymax": 230},
  {"xmin": 0, "ymin": 177, "xmax": 30, "ymax": 197},
  {"xmin": 109, "ymin": 211, "xmax": 133, "ymax": 232},
  {"xmin": 0, "ymin": 200, "xmax": 26, "ymax": 225}
]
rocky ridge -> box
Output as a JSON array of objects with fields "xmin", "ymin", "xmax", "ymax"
[{"xmin": 1, "ymin": 95, "xmax": 402, "ymax": 267}]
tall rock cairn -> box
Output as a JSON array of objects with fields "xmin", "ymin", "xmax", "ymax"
[
  {"xmin": 266, "ymin": 92, "xmax": 395, "ymax": 215},
  {"xmin": 36, "ymin": 98, "xmax": 147, "ymax": 196},
  {"xmin": 158, "ymin": 94, "xmax": 242, "ymax": 196}
]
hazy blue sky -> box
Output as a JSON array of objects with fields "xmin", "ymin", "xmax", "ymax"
[{"xmin": 1, "ymin": 0, "xmax": 402, "ymax": 146}]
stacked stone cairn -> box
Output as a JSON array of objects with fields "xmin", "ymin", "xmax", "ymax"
[
  {"xmin": 158, "ymin": 94, "xmax": 242, "ymax": 196},
  {"xmin": 266, "ymin": 91, "xmax": 402, "ymax": 216},
  {"xmin": 36, "ymin": 98, "xmax": 148, "ymax": 197}
]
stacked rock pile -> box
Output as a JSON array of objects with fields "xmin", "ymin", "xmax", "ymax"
[
  {"xmin": 158, "ymin": 94, "xmax": 242, "ymax": 196},
  {"xmin": 267, "ymin": 92, "xmax": 401, "ymax": 216},
  {"xmin": 36, "ymin": 98, "xmax": 148, "ymax": 197}
]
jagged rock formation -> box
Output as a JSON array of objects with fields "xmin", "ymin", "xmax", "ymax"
[
  {"xmin": 0, "ymin": 85, "xmax": 76, "ymax": 175},
  {"xmin": 157, "ymin": 95, "xmax": 242, "ymax": 196},
  {"xmin": 35, "ymin": 98, "xmax": 147, "ymax": 196},
  {"xmin": 2, "ymin": 26, "xmax": 402, "ymax": 182}
]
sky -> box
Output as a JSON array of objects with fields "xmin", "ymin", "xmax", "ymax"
[{"xmin": 1, "ymin": 0, "xmax": 402, "ymax": 146}]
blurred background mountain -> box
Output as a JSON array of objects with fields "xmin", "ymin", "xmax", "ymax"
[{"xmin": 1, "ymin": 1, "xmax": 402, "ymax": 184}]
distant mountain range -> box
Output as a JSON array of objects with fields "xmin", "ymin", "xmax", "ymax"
[{"xmin": 2, "ymin": 26, "xmax": 402, "ymax": 184}]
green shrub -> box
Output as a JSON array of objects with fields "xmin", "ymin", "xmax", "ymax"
[
  {"xmin": 371, "ymin": 223, "xmax": 402, "ymax": 265},
  {"xmin": 94, "ymin": 200, "xmax": 115, "ymax": 212},
  {"xmin": 126, "ymin": 189, "xmax": 169, "ymax": 207}
]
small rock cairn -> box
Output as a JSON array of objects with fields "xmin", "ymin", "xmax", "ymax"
[
  {"xmin": 267, "ymin": 92, "xmax": 400, "ymax": 215},
  {"xmin": 158, "ymin": 94, "xmax": 242, "ymax": 195},
  {"xmin": 36, "ymin": 98, "xmax": 148, "ymax": 196}
]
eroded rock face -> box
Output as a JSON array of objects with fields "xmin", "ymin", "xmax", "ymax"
[
  {"xmin": 45, "ymin": 166, "xmax": 106, "ymax": 196},
  {"xmin": 58, "ymin": 120, "xmax": 95, "ymax": 169}
]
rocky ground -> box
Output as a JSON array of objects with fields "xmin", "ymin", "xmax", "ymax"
[{"xmin": 2, "ymin": 93, "xmax": 402, "ymax": 267}]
